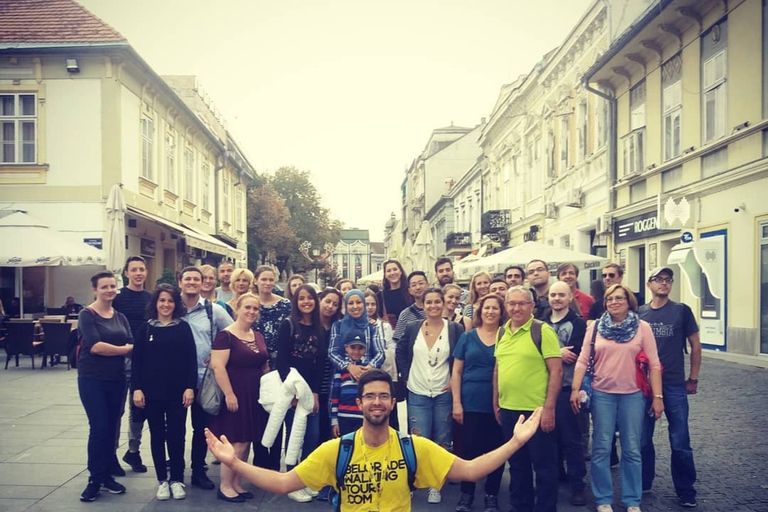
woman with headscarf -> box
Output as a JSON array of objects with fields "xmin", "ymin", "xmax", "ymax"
[{"xmin": 328, "ymin": 290, "xmax": 385, "ymax": 380}]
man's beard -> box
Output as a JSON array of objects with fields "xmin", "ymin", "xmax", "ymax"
[{"xmin": 363, "ymin": 409, "xmax": 390, "ymax": 426}]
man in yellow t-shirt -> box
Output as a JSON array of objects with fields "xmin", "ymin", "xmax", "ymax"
[
  {"xmin": 207, "ymin": 369, "xmax": 543, "ymax": 511},
  {"xmin": 493, "ymin": 285, "xmax": 563, "ymax": 512}
]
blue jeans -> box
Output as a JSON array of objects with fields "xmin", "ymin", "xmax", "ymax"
[
  {"xmin": 285, "ymin": 407, "xmax": 320, "ymax": 469},
  {"xmin": 591, "ymin": 390, "xmax": 645, "ymax": 507},
  {"xmin": 407, "ymin": 391, "xmax": 452, "ymax": 448},
  {"xmin": 500, "ymin": 408, "xmax": 558, "ymax": 512},
  {"xmin": 556, "ymin": 388, "xmax": 586, "ymax": 492},
  {"xmin": 641, "ymin": 383, "xmax": 697, "ymax": 499},
  {"xmin": 79, "ymin": 377, "xmax": 125, "ymax": 484}
]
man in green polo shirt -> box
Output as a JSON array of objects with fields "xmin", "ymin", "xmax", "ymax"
[{"xmin": 493, "ymin": 285, "xmax": 563, "ymax": 512}]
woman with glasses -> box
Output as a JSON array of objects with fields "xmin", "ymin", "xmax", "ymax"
[
  {"xmin": 451, "ymin": 293, "xmax": 506, "ymax": 512},
  {"xmin": 570, "ymin": 284, "xmax": 663, "ymax": 512},
  {"xmin": 396, "ymin": 287, "xmax": 464, "ymax": 505}
]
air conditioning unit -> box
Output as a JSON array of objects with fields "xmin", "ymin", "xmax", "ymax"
[
  {"xmin": 596, "ymin": 214, "xmax": 613, "ymax": 234},
  {"xmin": 544, "ymin": 202, "xmax": 558, "ymax": 219},
  {"xmin": 566, "ymin": 188, "xmax": 584, "ymax": 208}
]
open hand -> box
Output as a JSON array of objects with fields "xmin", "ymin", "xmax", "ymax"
[
  {"xmin": 205, "ymin": 428, "xmax": 237, "ymax": 466},
  {"xmin": 512, "ymin": 407, "xmax": 542, "ymax": 444}
]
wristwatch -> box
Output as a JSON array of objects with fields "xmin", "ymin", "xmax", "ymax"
[{"xmin": 687, "ymin": 378, "xmax": 698, "ymax": 384}]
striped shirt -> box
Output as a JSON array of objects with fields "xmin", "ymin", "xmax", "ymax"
[
  {"xmin": 330, "ymin": 363, "xmax": 367, "ymax": 426},
  {"xmin": 393, "ymin": 303, "xmax": 426, "ymax": 342}
]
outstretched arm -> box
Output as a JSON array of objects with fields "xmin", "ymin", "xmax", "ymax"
[
  {"xmin": 446, "ymin": 408, "xmax": 542, "ymax": 482},
  {"xmin": 205, "ymin": 429, "xmax": 305, "ymax": 494}
]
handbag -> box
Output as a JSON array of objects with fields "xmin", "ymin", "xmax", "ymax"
[
  {"xmin": 197, "ymin": 363, "xmax": 223, "ymax": 415},
  {"xmin": 578, "ymin": 325, "xmax": 599, "ymax": 413},
  {"xmin": 635, "ymin": 350, "xmax": 662, "ymax": 397}
]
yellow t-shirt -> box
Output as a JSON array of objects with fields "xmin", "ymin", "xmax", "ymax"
[
  {"xmin": 494, "ymin": 317, "xmax": 561, "ymax": 411},
  {"xmin": 294, "ymin": 428, "xmax": 456, "ymax": 511}
]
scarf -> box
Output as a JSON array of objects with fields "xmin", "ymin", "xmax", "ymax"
[
  {"xmin": 597, "ymin": 309, "xmax": 639, "ymax": 343},
  {"xmin": 336, "ymin": 289, "xmax": 370, "ymax": 345}
]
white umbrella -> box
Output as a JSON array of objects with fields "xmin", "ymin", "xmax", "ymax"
[
  {"xmin": 401, "ymin": 237, "xmax": 414, "ymax": 274},
  {"xmin": 357, "ymin": 269, "xmax": 383, "ymax": 286},
  {"xmin": 412, "ymin": 221, "xmax": 436, "ymax": 282},
  {"xmin": 463, "ymin": 241, "xmax": 607, "ymax": 275},
  {"xmin": 106, "ymin": 184, "xmax": 126, "ymax": 288},
  {"xmin": 0, "ymin": 211, "xmax": 105, "ymax": 315}
]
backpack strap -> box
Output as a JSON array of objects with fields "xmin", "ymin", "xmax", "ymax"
[
  {"xmin": 530, "ymin": 319, "xmax": 543, "ymax": 355},
  {"xmin": 204, "ymin": 299, "xmax": 214, "ymax": 345},
  {"xmin": 396, "ymin": 431, "xmax": 417, "ymax": 491},
  {"xmin": 335, "ymin": 431, "xmax": 356, "ymax": 493}
]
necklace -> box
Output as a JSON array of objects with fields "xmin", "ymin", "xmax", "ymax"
[{"xmin": 359, "ymin": 430, "xmax": 392, "ymax": 511}]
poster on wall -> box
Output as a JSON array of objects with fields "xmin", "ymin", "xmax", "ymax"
[{"xmin": 698, "ymin": 231, "xmax": 727, "ymax": 349}]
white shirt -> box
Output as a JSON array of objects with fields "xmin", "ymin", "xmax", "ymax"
[{"xmin": 407, "ymin": 319, "xmax": 450, "ymax": 397}]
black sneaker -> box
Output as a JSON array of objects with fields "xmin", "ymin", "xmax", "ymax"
[
  {"xmin": 122, "ymin": 450, "xmax": 147, "ymax": 473},
  {"xmin": 101, "ymin": 477, "xmax": 126, "ymax": 495},
  {"xmin": 679, "ymin": 495, "xmax": 698, "ymax": 508},
  {"xmin": 483, "ymin": 494, "xmax": 500, "ymax": 512},
  {"xmin": 191, "ymin": 472, "xmax": 215, "ymax": 490},
  {"xmin": 456, "ymin": 492, "xmax": 473, "ymax": 512},
  {"xmin": 80, "ymin": 481, "xmax": 100, "ymax": 502}
]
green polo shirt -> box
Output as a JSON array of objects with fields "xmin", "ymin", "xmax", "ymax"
[{"xmin": 494, "ymin": 317, "xmax": 561, "ymax": 411}]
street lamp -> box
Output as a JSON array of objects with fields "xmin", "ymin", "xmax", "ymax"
[{"xmin": 299, "ymin": 241, "xmax": 335, "ymax": 285}]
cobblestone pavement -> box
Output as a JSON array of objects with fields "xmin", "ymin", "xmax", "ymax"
[{"xmin": 0, "ymin": 354, "xmax": 766, "ymax": 512}]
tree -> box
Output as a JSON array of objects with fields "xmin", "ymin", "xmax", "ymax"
[
  {"xmin": 246, "ymin": 184, "xmax": 297, "ymax": 270},
  {"xmin": 267, "ymin": 166, "xmax": 342, "ymax": 273}
]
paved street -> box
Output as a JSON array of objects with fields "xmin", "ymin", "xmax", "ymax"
[{"xmin": 0, "ymin": 355, "xmax": 766, "ymax": 512}]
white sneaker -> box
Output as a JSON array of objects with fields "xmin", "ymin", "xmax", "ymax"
[
  {"xmin": 287, "ymin": 489, "xmax": 312, "ymax": 503},
  {"xmin": 596, "ymin": 505, "xmax": 614, "ymax": 512},
  {"xmin": 304, "ymin": 487, "xmax": 319, "ymax": 498},
  {"xmin": 156, "ymin": 481, "xmax": 170, "ymax": 501},
  {"xmin": 627, "ymin": 507, "xmax": 641, "ymax": 512},
  {"xmin": 427, "ymin": 487, "xmax": 442, "ymax": 504},
  {"xmin": 169, "ymin": 481, "xmax": 186, "ymax": 500}
]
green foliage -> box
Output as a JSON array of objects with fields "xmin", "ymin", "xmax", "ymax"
[{"xmin": 156, "ymin": 268, "xmax": 177, "ymax": 288}]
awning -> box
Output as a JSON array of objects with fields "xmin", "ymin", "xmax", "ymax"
[
  {"xmin": 127, "ymin": 207, "xmax": 243, "ymax": 261},
  {"xmin": 667, "ymin": 240, "xmax": 724, "ymax": 299}
]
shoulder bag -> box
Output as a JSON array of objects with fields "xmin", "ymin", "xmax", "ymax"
[{"xmin": 578, "ymin": 325, "xmax": 598, "ymax": 413}]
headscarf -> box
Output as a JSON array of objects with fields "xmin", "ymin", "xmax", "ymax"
[
  {"xmin": 337, "ymin": 289, "xmax": 369, "ymax": 345},
  {"xmin": 597, "ymin": 309, "xmax": 639, "ymax": 343}
]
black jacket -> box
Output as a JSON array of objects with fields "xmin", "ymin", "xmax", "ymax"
[{"xmin": 396, "ymin": 318, "xmax": 464, "ymax": 386}]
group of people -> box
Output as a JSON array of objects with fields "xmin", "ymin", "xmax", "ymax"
[{"xmin": 74, "ymin": 255, "xmax": 700, "ymax": 512}]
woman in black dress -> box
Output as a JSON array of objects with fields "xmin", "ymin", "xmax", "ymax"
[
  {"xmin": 132, "ymin": 284, "xmax": 197, "ymax": 500},
  {"xmin": 210, "ymin": 293, "xmax": 269, "ymax": 503},
  {"xmin": 376, "ymin": 259, "xmax": 413, "ymax": 328}
]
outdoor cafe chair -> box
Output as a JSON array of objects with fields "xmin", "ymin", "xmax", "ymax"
[
  {"xmin": 4, "ymin": 322, "xmax": 43, "ymax": 369},
  {"xmin": 40, "ymin": 321, "xmax": 73, "ymax": 369}
]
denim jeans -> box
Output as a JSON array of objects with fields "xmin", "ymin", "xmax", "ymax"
[
  {"xmin": 500, "ymin": 408, "xmax": 558, "ymax": 512},
  {"xmin": 79, "ymin": 377, "xmax": 125, "ymax": 484},
  {"xmin": 407, "ymin": 390, "xmax": 452, "ymax": 448},
  {"xmin": 641, "ymin": 383, "xmax": 697, "ymax": 499},
  {"xmin": 591, "ymin": 390, "xmax": 645, "ymax": 507},
  {"xmin": 285, "ymin": 407, "xmax": 320, "ymax": 469},
  {"xmin": 555, "ymin": 388, "xmax": 586, "ymax": 492}
]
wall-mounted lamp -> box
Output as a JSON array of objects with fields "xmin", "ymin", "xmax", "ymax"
[
  {"xmin": 66, "ymin": 58, "xmax": 80, "ymax": 74},
  {"xmin": 732, "ymin": 121, "xmax": 749, "ymax": 133}
]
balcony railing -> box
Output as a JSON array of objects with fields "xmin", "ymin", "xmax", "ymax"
[
  {"xmin": 445, "ymin": 232, "xmax": 472, "ymax": 251},
  {"xmin": 481, "ymin": 210, "xmax": 510, "ymax": 234}
]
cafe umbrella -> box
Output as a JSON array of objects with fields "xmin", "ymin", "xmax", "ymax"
[{"xmin": 0, "ymin": 211, "xmax": 105, "ymax": 315}]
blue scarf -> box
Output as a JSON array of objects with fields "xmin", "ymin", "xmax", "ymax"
[
  {"xmin": 337, "ymin": 290, "xmax": 369, "ymax": 344},
  {"xmin": 597, "ymin": 310, "xmax": 639, "ymax": 343}
]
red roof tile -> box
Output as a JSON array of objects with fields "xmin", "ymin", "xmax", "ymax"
[{"xmin": 0, "ymin": 0, "xmax": 126, "ymax": 44}]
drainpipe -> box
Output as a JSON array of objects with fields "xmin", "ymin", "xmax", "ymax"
[{"xmin": 214, "ymin": 152, "xmax": 226, "ymax": 239}]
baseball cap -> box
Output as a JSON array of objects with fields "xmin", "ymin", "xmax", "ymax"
[
  {"xmin": 647, "ymin": 266, "xmax": 674, "ymax": 282},
  {"xmin": 343, "ymin": 329, "xmax": 367, "ymax": 347}
]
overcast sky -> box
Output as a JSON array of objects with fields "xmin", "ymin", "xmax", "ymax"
[{"xmin": 77, "ymin": 0, "xmax": 593, "ymax": 241}]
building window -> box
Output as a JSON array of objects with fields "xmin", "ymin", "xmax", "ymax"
[
  {"xmin": 622, "ymin": 128, "xmax": 646, "ymax": 176},
  {"xmin": 165, "ymin": 132, "xmax": 176, "ymax": 192},
  {"xmin": 702, "ymin": 19, "xmax": 728, "ymax": 143},
  {"xmin": 201, "ymin": 159, "xmax": 210, "ymax": 211},
  {"xmin": 630, "ymin": 180, "xmax": 647, "ymax": 203},
  {"xmin": 235, "ymin": 188, "xmax": 244, "ymax": 232},
  {"xmin": 184, "ymin": 145, "xmax": 195, "ymax": 203},
  {"xmin": 0, "ymin": 93, "xmax": 36, "ymax": 163},
  {"xmin": 546, "ymin": 128, "xmax": 555, "ymax": 178},
  {"xmin": 577, "ymin": 101, "xmax": 587, "ymax": 160},
  {"xmin": 630, "ymin": 80, "xmax": 647, "ymax": 131},
  {"xmin": 222, "ymin": 174, "xmax": 230, "ymax": 224},
  {"xmin": 140, "ymin": 116, "xmax": 154, "ymax": 181},
  {"xmin": 558, "ymin": 117, "xmax": 569, "ymax": 173},
  {"xmin": 661, "ymin": 165, "xmax": 683, "ymax": 192},
  {"xmin": 596, "ymin": 96, "xmax": 609, "ymax": 149},
  {"xmin": 662, "ymin": 54, "xmax": 682, "ymax": 161}
]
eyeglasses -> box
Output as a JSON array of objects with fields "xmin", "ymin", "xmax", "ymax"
[
  {"xmin": 526, "ymin": 267, "xmax": 546, "ymax": 275},
  {"xmin": 505, "ymin": 301, "xmax": 532, "ymax": 308},
  {"xmin": 604, "ymin": 296, "xmax": 627, "ymax": 303},
  {"xmin": 361, "ymin": 393, "xmax": 392, "ymax": 402},
  {"xmin": 651, "ymin": 277, "xmax": 674, "ymax": 283},
  {"xmin": 602, "ymin": 272, "xmax": 617, "ymax": 278}
]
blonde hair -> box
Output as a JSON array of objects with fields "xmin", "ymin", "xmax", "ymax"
[
  {"xmin": 200, "ymin": 264, "xmax": 216, "ymax": 277},
  {"xmin": 235, "ymin": 292, "xmax": 260, "ymax": 310},
  {"xmin": 230, "ymin": 268, "xmax": 254, "ymax": 290},
  {"xmin": 469, "ymin": 271, "xmax": 492, "ymax": 305}
]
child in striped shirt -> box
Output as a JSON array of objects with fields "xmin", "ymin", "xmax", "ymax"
[{"xmin": 330, "ymin": 333, "xmax": 368, "ymax": 437}]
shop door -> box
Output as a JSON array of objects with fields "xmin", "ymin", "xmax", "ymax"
[
  {"xmin": 760, "ymin": 223, "xmax": 768, "ymax": 354},
  {"xmin": 699, "ymin": 230, "xmax": 727, "ymax": 350}
]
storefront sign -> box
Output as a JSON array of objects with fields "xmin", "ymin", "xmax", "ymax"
[
  {"xmin": 140, "ymin": 238, "xmax": 156, "ymax": 258},
  {"xmin": 614, "ymin": 211, "xmax": 663, "ymax": 244},
  {"xmin": 83, "ymin": 238, "xmax": 102, "ymax": 250}
]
